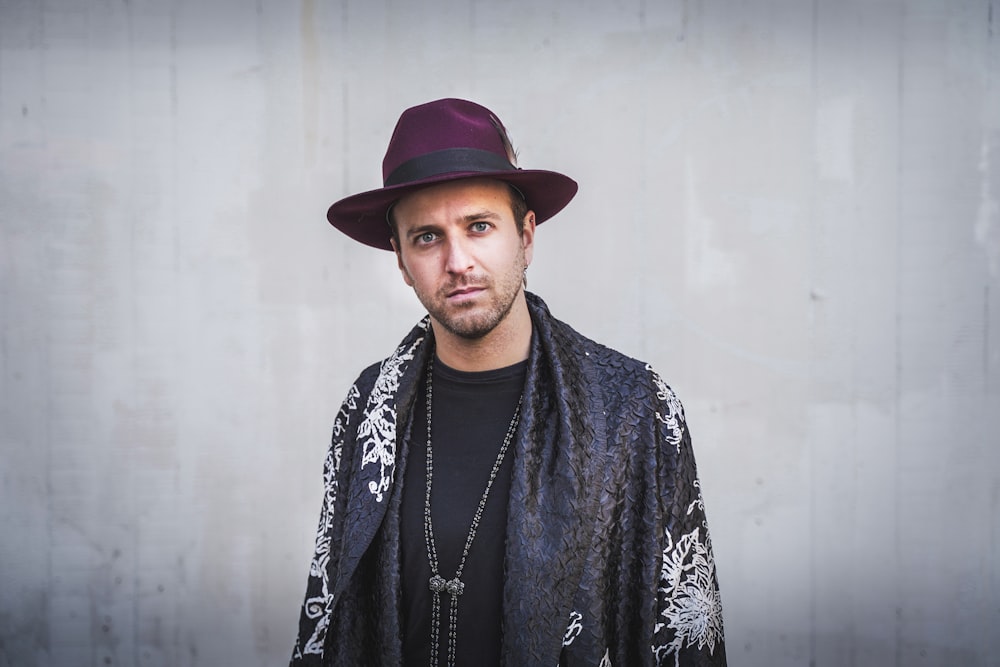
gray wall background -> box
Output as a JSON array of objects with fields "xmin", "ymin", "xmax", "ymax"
[{"xmin": 2, "ymin": 1, "xmax": 998, "ymax": 665}]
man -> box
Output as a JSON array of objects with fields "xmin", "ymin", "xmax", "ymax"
[{"xmin": 291, "ymin": 98, "xmax": 726, "ymax": 666}]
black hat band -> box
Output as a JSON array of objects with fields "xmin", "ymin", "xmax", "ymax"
[{"xmin": 384, "ymin": 147, "xmax": 516, "ymax": 187}]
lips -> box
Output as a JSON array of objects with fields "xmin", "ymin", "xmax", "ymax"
[{"xmin": 445, "ymin": 285, "xmax": 486, "ymax": 301}]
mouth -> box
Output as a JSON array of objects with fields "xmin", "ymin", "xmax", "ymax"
[{"xmin": 446, "ymin": 285, "xmax": 486, "ymax": 301}]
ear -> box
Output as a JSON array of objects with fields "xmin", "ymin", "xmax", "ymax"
[
  {"xmin": 521, "ymin": 211, "xmax": 537, "ymax": 267},
  {"xmin": 390, "ymin": 238, "xmax": 415, "ymax": 287}
]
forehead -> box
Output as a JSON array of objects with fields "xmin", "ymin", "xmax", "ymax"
[{"xmin": 392, "ymin": 178, "xmax": 513, "ymax": 226}]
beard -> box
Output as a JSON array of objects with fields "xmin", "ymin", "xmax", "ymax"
[{"xmin": 416, "ymin": 251, "xmax": 527, "ymax": 340}]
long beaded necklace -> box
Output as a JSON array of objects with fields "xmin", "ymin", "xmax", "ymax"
[{"xmin": 422, "ymin": 357, "xmax": 524, "ymax": 667}]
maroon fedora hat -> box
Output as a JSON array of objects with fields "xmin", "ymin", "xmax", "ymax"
[{"xmin": 327, "ymin": 98, "xmax": 578, "ymax": 250}]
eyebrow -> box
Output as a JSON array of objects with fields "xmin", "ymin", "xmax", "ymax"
[{"xmin": 462, "ymin": 209, "xmax": 503, "ymax": 222}]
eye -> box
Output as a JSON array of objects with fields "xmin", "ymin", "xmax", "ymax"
[
  {"xmin": 415, "ymin": 232, "xmax": 437, "ymax": 245},
  {"xmin": 470, "ymin": 221, "xmax": 491, "ymax": 233}
]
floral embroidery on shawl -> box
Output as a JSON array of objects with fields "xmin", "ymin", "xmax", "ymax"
[
  {"xmin": 653, "ymin": 522, "xmax": 724, "ymax": 665},
  {"xmin": 561, "ymin": 612, "xmax": 612, "ymax": 666},
  {"xmin": 562, "ymin": 610, "xmax": 584, "ymax": 647},
  {"xmin": 294, "ymin": 325, "xmax": 426, "ymax": 659},
  {"xmin": 296, "ymin": 382, "xmax": 360, "ymax": 657},
  {"xmin": 358, "ymin": 328, "xmax": 425, "ymax": 502},
  {"xmin": 648, "ymin": 364, "xmax": 724, "ymax": 665},
  {"xmin": 647, "ymin": 364, "xmax": 685, "ymax": 452}
]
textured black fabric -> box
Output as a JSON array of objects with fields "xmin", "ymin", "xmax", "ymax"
[
  {"xmin": 290, "ymin": 293, "xmax": 727, "ymax": 666},
  {"xmin": 400, "ymin": 358, "xmax": 527, "ymax": 666}
]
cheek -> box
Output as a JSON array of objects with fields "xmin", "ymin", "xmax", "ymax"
[
  {"xmin": 396, "ymin": 255, "xmax": 416, "ymax": 287},
  {"xmin": 401, "ymin": 256, "xmax": 439, "ymax": 290}
]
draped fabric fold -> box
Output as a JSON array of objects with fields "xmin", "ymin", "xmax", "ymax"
[{"xmin": 290, "ymin": 293, "xmax": 727, "ymax": 666}]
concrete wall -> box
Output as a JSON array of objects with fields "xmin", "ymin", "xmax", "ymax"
[{"xmin": 1, "ymin": 1, "xmax": 997, "ymax": 665}]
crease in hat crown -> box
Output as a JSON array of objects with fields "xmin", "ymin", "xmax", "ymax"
[{"xmin": 326, "ymin": 98, "xmax": 578, "ymax": 251}]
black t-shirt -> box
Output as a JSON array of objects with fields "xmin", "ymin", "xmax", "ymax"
[{"xmin": 400, "ymin": 357, "xmax": 528, "ymax": 666}]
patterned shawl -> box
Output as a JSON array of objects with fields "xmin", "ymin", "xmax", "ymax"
[{"xmin": 290, "ymin": 293, "xmax": 727, "ymax": 666}]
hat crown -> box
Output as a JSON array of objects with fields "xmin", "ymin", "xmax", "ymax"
[{"xmin": 381, "ymin": 98, "xmax": 513, "ymax": 185}]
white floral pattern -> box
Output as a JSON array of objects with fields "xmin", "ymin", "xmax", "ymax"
[
  {"xmin": 561, "ymin": 612, "xmax": 612, "ymax": 667},
  {"xmin": 295, "ymin": 325, "xmax": 427, "ymax": 658},
  {"xmin": 563, "ymin": 610, "xmax": 584, "ymax": 647},
  {"xmin": 647, "ymin": 365, "xmax": 685, "ymax": 452},
  {"xmin": 358, "ymin": 330, "xmax": 425, "ymax": 502},
  {"xmin": 299, "ymin": 382, "xmax": 360, "ymax": 656},
  {"xmin": 653, "ymin": 523, "xmax": 724, "ymax": 666}
]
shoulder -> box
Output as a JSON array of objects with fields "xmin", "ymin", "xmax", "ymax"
[
  {"xmin": 588, "ymin": 339, "xmax": 685, "ymax": 426},
  {"xmin": 527, "ymin": 292, "xmax": 656, "ymax": 375},
  {"xmin": 538, "ymin": 302, "xmax": 686, "ymax": 436},
  {"xmin": 545, "ymin": 310, "xmax": 674, "ymax": 404},
  {"xmin": 329, "ymin": 360, "xmax": 382, "ymax": 419},
  {"xmin": 352, "ymin": 360, "xmax": 384, "ymax": 396},
  {"xmin": 345, "ymin": 317, "xmax": 432, "ymax": 405}
]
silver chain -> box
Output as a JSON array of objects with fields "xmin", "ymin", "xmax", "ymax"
[{"xmin": 423, "ymin": 357, "xmax": 523, "ymax": 667}]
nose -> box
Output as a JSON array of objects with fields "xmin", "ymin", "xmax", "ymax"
[{"xmin": 443, "ymin": 236, "xmax": 474, "ymax": 274}]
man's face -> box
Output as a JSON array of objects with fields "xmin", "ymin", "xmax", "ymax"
[{"xmin": 390, "ymin": 178, "xmax": 535, "ymax": 340}]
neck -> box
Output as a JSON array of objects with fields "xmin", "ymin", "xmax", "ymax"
[{"xmin": 431, "ymin": 292, "xmax": 532, "ymax": 372}]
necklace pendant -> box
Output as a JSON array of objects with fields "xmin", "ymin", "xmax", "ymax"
[
  {"xmin": 445, "ymin": 578, "xmax": 465, "ymax": 597},
  {"xmin": 429, "ymin": 575, "xmax": 447, "ymax": 593}
]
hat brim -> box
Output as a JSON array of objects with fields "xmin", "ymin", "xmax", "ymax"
[{"xmin": 327, "ymin": 169, "xmax": 578, "ymax": 251}]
